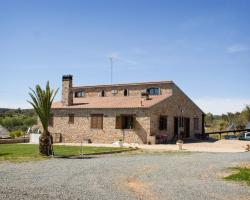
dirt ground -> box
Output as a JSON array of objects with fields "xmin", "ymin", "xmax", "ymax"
[
  {"xmin": 55, "ymin": 139, "xmax": 250, "ymax": 153},
  {"xmin": 138, "ymin": 140, "xmax": 250, "ymax": 152}
]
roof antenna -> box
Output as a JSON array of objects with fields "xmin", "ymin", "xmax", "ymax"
[{"xmin": 109, "ymin": 56, "xmax": 113, "ymax": 84}]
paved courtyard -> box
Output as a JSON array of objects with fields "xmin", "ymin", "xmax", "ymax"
[{"xmin": 0, "ymin": 151, "xmax": 250, "ymax": 200}]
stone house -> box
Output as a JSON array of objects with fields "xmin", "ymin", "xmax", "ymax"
[{"xmin": 49, "ymin": 75, "xmax": 205, "ymax": 144}]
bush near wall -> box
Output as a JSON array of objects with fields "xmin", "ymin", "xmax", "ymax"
[{"xmin": 9, "ymin": 130, "xmax": 23, "ymax": 139}]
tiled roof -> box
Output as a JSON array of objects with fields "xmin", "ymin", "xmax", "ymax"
[
  {"xmin": 52, "ymin": 94, "xmax": 171, "ymax": 109},
  {"xmin": 73, "ymin": 80, "xmax": 173, "ymax": 89}
]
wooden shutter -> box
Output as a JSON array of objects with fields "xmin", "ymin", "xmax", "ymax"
[
  {"xmin": 97, "ymin": 115, "xmax": 103, "ymax": 129},
  {"xmin": 115, "ymin": 116, "xmax": 122, "ymax": 129},
  {"xmin": 91, "ymin": 115, "xmax": 97, "ymax": 128},
  {"xmin": 91, "ymin": 114, "xmax": 103, "ymax": 129}
]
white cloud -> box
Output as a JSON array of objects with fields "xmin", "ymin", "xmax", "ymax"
[
  {"xmin": 194, "ymin": 97, "xmax": 250, "ymax": 115},
  {"xmin": 227, "ymin": 44, "xmax": 249, "ymax": 53}
]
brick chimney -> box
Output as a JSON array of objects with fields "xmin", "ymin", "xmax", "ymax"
[
  {"xmin": 141, "ymin": 91, "xmax": 150, "ymax": 100},
  {"xmin": 62, "ymin": 75, "xmax": 73, "ymax": 106}
]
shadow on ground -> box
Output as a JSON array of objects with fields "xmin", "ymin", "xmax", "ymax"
[
  {"xmin": 52, "ymin": 155, "xmax": 96, "ymax": 159},
  {"xmin": 0, "ymin": 153, "xmax": 10, "ymax": 156},
  {"xmin": 183, "ymin": 138, "xmax": 218, "ymax": 144}
]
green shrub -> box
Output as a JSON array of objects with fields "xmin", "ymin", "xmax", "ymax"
[
  {"xmin": 9, "ymin": 130, "xmax": 23, "ymax": 138},
  {"xmin": 225, "ymin": 167, "xmax": 250, "ymax": 185},
  {"xmin": 9, "ymin": 132, "xmax": 16, "ymax": 139}
]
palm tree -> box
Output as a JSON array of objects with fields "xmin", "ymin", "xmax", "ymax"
[{"xmin": 28, "ymin": 81, "xmax": 58, "ymax": 156}]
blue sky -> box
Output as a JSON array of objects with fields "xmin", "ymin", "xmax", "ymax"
[{"xmin": 0, "ymin": 0, "xmax": 250, "ymax": 114}]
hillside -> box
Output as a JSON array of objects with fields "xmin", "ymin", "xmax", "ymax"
[{"xmin": 0, "ymin": 108, "xmax": 37, "ymax": 132}]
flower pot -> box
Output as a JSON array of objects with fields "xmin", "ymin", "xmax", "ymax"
[
  {"xmin": 176, "ymin": 140, "xmax": 183, "ymax": 150},
  {"xmin": 177, "ymin": 143, "xmax": 183, "ymax": 150},
  {"xmin": 119, "ymin": 141, "xmax": 123, "ymax": 147}
]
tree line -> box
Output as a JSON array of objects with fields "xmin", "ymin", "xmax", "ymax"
[
  {"xmin": 0, "ymin": 108, "xmax": 37, "ymax": 132},
  {"xmin": 205, "ymin": 105, "xmax": 250, "ymax": 131}
]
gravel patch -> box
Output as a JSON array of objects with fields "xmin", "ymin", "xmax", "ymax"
[{"xmin": 0, "ymin": 152, "xmax": 250, "ymax": 200}]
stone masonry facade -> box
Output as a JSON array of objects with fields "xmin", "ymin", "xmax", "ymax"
[
  {"xmin": 46, "ymin": 75, "xmax": 204, "ymax": 144},
  {"xmin": 49, "ymin": 108, "xmax": 150, "ymax": 144}
]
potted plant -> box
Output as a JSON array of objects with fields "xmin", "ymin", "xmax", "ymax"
[
  {"xmin": 119, "ymin": 138, "xmax": 123, "ymax": 147},
  {"xmin": 244, "ymin": 144, "xmax": 250, "ymax": 152},
  {"xmin": 176, "ymin": 139, "xmax": 184, "ymax": 150}
]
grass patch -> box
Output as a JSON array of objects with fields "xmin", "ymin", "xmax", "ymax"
[
  {"xmin": 0, "ymin": 144, "xmax": 129, "ymax": 163},
  {"xmin": 53, "ymin": 145, "xmax": 129, "ymax": 157},
  {"xmin": 224, "ymin": 167, "xmax": 250, "ymax": 185}
]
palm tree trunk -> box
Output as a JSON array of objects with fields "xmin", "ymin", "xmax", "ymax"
[{"xmin": 39, "ymin": 131, "xmax": 53, "ymax": 156}]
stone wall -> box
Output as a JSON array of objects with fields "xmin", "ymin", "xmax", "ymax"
[
  {"xmin": 0, "ymin": 138, "xmax": 29, "ymax": 144},
  {"xmin": 49, "ymin": 108, "xmax": 151, "ymax": 144},
  {"xmin": 149, "ymin": 83, "xmax": 203, "ymax": 141},
  {"xmin": 62, "ymin": 76, "xmax": 73, "ymax": 106}
]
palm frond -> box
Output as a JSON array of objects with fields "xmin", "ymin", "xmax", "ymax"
[{"xmin": 27, "ymin": 81, "xmax": 58, "ymax": 134}]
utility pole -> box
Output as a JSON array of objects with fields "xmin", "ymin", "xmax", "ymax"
[{"xmin": 109, "ymin": 57, "xmax": 113, "ymax": 84}]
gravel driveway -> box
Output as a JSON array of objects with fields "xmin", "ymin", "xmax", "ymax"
[{"xmin": 0, "ymin": 152, "xmax": 250, "ymax": 200}]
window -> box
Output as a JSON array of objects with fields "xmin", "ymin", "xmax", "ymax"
[
  {"xmin": 116, "ymin": 115, "xmax": 135, "ymax": 129},
  {"xmin": 146, "ymin": 87, "xmax": 160, "ymax": 95},
  {"xmin": 194, "ymin": 118, "xmax": 199, "ymax": 130},
  {"xmin": 75, "ymin": 91, "xmax": 85, "ymax": 98},
  {"xmin": 159, "ymin": 116, "xmax": 168, "ymax": 130},
  {"xmin": 68, "ymin": 114, "xmax": 74, "ymax": 124},
  {"xmin": 101, "ymin": 90, "xmax": 105, "ymax": 97},
  {"xmin": 91, "ymin": 114, "xmax": 103, "ymax": 129},
  {"xmin": 124, "ymin": 89, "xmax": 129, "ymax": 96},
  {"xmin": 49, "ymin": 114, "xmax": 54, "ymax": 127}
]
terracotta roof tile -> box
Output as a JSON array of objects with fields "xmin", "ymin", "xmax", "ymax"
[
  {"xmin": 52, "ymin": 94, "xmax": 171, "ymax": 109},
  {"xmin": 73, "ymin": 80, "xmax": 173, "ymax": 89}
]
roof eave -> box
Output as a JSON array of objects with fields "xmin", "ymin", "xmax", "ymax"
[
  {"xmin": 73, "ymin": 80, "xmax": 173, "ymax": 89},
  {"xmin": 51, "ymin": 106, "xmax": 151, "ymax": 110}
]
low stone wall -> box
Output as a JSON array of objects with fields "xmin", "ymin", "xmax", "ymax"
[{"xmin": 0, "ymin": 138, "xmax": 29, "ymax": 144}]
